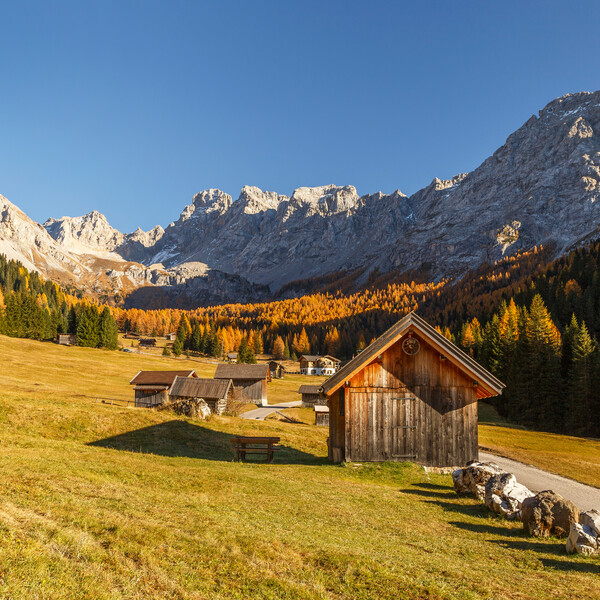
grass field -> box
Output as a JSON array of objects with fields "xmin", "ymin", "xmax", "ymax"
[
  {"xmin": 0, "ymin": 335, "xmax": 599, "ymax": 599},
  {"xmin": 479, "ymin": 403, "xmax": 600, "ymax": 488}
]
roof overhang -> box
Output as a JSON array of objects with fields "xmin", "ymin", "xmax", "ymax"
[{"xmin": 320, "ymin": 312, "xmax": 505, "ymax": 399}]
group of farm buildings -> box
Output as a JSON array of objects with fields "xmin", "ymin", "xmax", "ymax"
[{"xmin": 130, "ymin": 313, "xmax": 504, "ymax": 467}]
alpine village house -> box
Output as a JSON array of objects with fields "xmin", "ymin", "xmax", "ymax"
[
  {"xmin": 321, "ymin": 312, "xmax": 504, "ymax": 467},
  {"xmin": 299, "ymin": 355, "xmax": 341, "ymax": 376}
]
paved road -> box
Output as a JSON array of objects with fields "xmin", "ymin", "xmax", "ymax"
[
  {"xmin": 240, "ymin": 400, "xmax": 302, "ymax": 420},
  {"xmin": 479, "ymin": 451, "xmax": 599, "ymax": 512}
]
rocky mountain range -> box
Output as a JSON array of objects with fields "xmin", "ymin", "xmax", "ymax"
[{"xmin": 2, "ymin": 90, "xmax": 600, "ymax": 307}]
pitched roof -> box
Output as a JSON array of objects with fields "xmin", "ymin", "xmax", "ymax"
[
  {"xmin": 320, "ymin": 312, "xmax": 505, "ymax": 399},
  {"xmin": 297, "ymin": 385, "xmax": 322, "ymax": 394},
  {"xmin": 169, "ymin": 377, "xmax": 232, "ymax": 399},
  {"xmin": 314, "ymin": 405, "xmax": 329, "ymax": 413},
  {"xmin": 321, "ymin": 355, "xmax": 340, "ymax": 362},
  {"xmin": 214, "ymin": 363, "xmax": 270, "ymax": 380},
  {"xmin": 129, "ymin": 370, "xmax": 196, "ymax": 386},
  {"xmin": 300, "ymin": 355, "xmax": 321, "ymax": 362},
  {"xmin": 268, "ymin": 360, "xmax": 285, "ymax": 369}
]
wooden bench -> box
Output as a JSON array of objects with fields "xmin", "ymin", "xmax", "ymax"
[{"xmin": 230, "ymin": 436, "xmax": 280, "ymax": 463}]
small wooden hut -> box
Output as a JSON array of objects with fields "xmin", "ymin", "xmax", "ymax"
[
  {"xmin": 129, "ymin": 370, "xmax": 197, "ymax": 407},
  {"xmin": 321, "ymin": 312, "xmax": 504, "ymax": 467},
  {"xmin": 314, "ymin": 405, "xmax": 330, "ymax": 427},
  {"xmin": 268, "ymin": 360, "xmax": 285, "ymax": 379},
  {"xmin": 169, "ymin": 377, "xmax": 233, "ymax": 415},
  {"xmin": 227, "ymin": 352, "xmax": 238, "ymax": 363},
  {"xmin": 297, "ymin": 385, "xmax": 326, "ymax": 407},
  {"xmin": 139, "ymin": 338, "xmax": 157, "ymax": 347},
  {"xmin": 57, "ymin": 334, "xmax": 77, "ymax": 346},
  {"xmin": 165, "ymin": 332, "xmax": 177, "ymax": 341},
  {"xmin": 214, "ymin": 364, "xmax": 270, "ymax": 406}
]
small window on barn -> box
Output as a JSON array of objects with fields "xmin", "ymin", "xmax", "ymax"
[{"xmin": 339, "ymin": 394, "xmax": 345, "ymax": 416}]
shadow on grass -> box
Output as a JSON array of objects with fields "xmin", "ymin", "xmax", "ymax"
[
  {"xmin": 400, "ymin": 482, "xmax": 456, "ymax": 499},
  {"xmin": 88, "ymin": 420, "xmax": 323, "ymax": 464},
  {"xmin": 450, "ymin": 520, "xmax": 522, "ymax": 537},
  {"xmin": 540, "ymin": 557, "xmax": 600, "ymax": 573}
]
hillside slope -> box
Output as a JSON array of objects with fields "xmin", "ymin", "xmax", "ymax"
[{"xmin": 0, "ymin": 335, "xmax": 598, "ymax": 599}]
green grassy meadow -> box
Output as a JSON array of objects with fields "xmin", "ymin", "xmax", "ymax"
[{"xmin": 0, "ymin": 335, "xmax": 598, "ymax": 599}]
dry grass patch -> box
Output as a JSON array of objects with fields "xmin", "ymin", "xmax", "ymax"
[{"xmin": 479, "ymin": 403, "xmax": 600, "ymax": 488}]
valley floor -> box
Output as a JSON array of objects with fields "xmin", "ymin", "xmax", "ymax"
[{"xmin": 0, "ymin": 335, "xmax": 598, "ymax": 599}]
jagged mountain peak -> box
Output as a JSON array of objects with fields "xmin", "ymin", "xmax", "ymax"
[
  {"xmin": 237, "ymin": 186, "xmax": 289, "ymax": 214},
  {"xmin": 289, "ymin": 184, "xmax": 360, "ymax": 214},
  {"xmin": 44, "ymin": 210, "xmax": 124, "ymax": 254}
]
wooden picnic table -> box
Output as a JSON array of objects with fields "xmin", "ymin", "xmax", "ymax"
[{"xmin": 230, "ymin": 436, "xmax": 280, "ymax": 463}]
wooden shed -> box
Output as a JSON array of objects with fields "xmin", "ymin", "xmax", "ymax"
[
  {"xmin": 139, "ymin": 338, "xmax": 157, "ymax": 347},
  {"xmin": 57, "ymin": 333, "xmax": 77, "ymax": 346},
  {"xmin": 297, "ymin": 385, "xmax": 326, "ymax": 407},
  {"xmin": 169, "ymin": 376, "xmax": 233, "ymax": 415},
  {"xmin": 214, "ymin": 364, "xmax": 270, "ymax": 406},
  {"xmin": 129, "ymin": 370, "xmax": 197, "ymax": 407},
  {"xmin": 321, "ymin": 312, "xmax": 504, "ymax": 467},
  {"xmin": 314, "ymin": 405, "xmax": 330, "ymax": 427},
  {"xmin": 268, "ymin": 360, "xmax": 285, "ymax": 379}
]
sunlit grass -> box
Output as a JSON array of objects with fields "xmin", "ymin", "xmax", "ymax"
[
  {"xmin": 0, "ymin": 335, "xmax": 598, "ymax": 599},
  {"xmin": 479, "ymin": 402, "xmax": 600, "ymax": 488}
]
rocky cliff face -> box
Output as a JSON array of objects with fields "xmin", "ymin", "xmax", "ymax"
[{"xmin": 3, "ymin": 90, "xmax": 600, "ymax": 306}]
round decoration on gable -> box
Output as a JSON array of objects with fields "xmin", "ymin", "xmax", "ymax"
[{"xmin": 402, "ymin": 336, "xmax": 420, "ymax": 356}]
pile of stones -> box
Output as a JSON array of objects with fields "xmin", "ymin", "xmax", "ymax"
[{"xmin": 452, "ymin": 461, "xmax": 599, "ymax": 557}]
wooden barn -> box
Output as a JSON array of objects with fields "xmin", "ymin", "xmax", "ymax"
[
  {"xmin": 165, "ymin": 332, "xmax": 177, "ymax": 341},
  {"xmin": 129, "ymin": 370, "xmax": 197, "ymax": 407},
  {"xmin": 214, "ymin": 364, "xmax": 270, "ymax": 406},
  {"xmin": 321, "ymin": 312, "xmax": 504, "ymax": 467},
  {"xmin": 314, "ymin": 405, "xmax": 330, "ymax": 427},
  {"xmin": 227, "ymin": 352, "xmax": 238, "ymax": 363},
  {"xmin": 268, "ymin": 360, "xmax": 285, "ymax": 379},
  {"xmin": 57, "ymin": 333, "xmax": 77, "ymax": 346},
  {"xmin": 139, "ymin": 338, "xmax": 157, "ymax": 347},
  {"xmin": 297, "ymin": 385, "xmax": 326, "ymax": 407},
  {"xmin": 169, "ymin": 376, "xmax": 233, "ymax": 415}
]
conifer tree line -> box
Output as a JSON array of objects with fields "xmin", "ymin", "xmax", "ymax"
[
  {"xmin": 455, "ymin": 294, "xmax": 600, "ymax": 437},
  {"xmin": 0, "ymin": 255, "xmax": 118, "ymax": 350}
]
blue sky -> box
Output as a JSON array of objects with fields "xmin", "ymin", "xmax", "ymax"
[{"xmin": 1, "ymin": 1, "xmax": 599, "ymax": 232}]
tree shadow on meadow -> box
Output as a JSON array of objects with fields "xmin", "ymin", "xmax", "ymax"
[{"xmin": 88, "ymin": 419, "xmax": 322, "ymax": 464}]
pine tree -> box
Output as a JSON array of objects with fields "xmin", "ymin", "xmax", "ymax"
[
  {"xmin": 567, "ymin": 319, "xmax": 595, "ymax": 432},
  {"xmin": 172, "ymin": 339, "xmax": 183, "ymax": 356},
  {"xmin": 77, "ymin": 305, "xmax": 100, "ymax": 348},
  {"xmin": 272, "ymin": 336, "xmax": 285, "ymax": 359},
  {"xmin": 238, "ymin": 337, "xmax": 249, "ymax": 363},
  {"xmin": 98, "ymin": 307, "xmax": 119, "ymax": 350}
]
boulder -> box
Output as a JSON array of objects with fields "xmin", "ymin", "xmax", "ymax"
[
  {"xmin": 580, "ymin": 509, "xmax": 600, "ymax": 537},
  {"xmin": 484, "ymin": 472, "xmax": 535, "ymax": 520},
  {"xmin": 566, "ymin": 523, "xmax": 599, "ymax": 556},
  {"xmin": 453, "ymin": 462, "xmax": 503, "ymax": 500},
  {"xmin": 521, "ymin": 490, "xmax": 580, "ymax": 538}
]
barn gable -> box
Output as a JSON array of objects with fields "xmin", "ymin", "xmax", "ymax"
[{"xmin": 322, "ymin": 312, "xmax": 503, "ymax": 399}]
